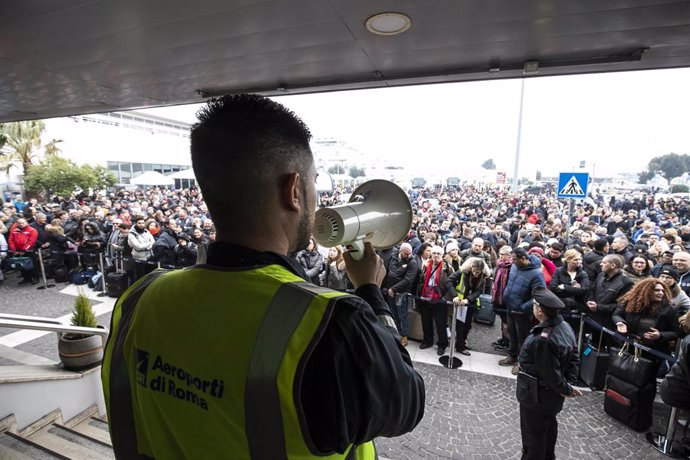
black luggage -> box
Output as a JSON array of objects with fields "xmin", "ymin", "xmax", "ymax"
[
  {"xmin": 604, "ymin": 374, "xmax": 655, "ymax": 431},
  {"xmin": 579, "ymin": 339, "xmax": 609, "ymax": 390},
  {"xmin": 106, "ymin": 250, "xmax": 129, "ymax": 298},
  {"xmin": 106, "ymin": 272, "xmax": 128, "ymax": 298},
  {"xmin": 42, "ymin": 257, "xmax": 58, "ymax": 279},
  {"xmin": 54, "ymin": 266, "xmax": 69, "ymax": 283},
  {"xmin": 474, "ymin": 294, "xmax": 495, "ymax": 326},
  {"xmin": 69, "ymin": 268, "xmax": 96, "ymax": 285}
]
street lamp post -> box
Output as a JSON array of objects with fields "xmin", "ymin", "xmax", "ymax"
[{"xmin": 511, "ymin": 79, "xmax": 525, "ymax": 193}]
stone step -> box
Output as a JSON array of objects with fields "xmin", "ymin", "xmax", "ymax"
[
  {"xmin": 27, "ymin": 424, "xmax": 114, "ymax": 459},
  {"xmin": 0, "ymin": 431, "xmax": 64, "ymax": 459},
  {"xmin": 69, "ymin": 417, "xmax": 112, "ymax": 446}
]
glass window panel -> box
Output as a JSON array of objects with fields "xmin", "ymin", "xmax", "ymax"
[
  {"xmin": 152, "ymin": 164, "xmax": 163, "ymax": 174},
  {"xmin": 143, "ymin": 163, "xmax": 153, "ymax": 171},
  {"xmin": 163, "ymin": 165, "xmax": 172, "ymax": 174}
]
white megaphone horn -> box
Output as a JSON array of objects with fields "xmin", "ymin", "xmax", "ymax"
[{"xmin": 313, "ymin": 180, "xmax": 413, "ymax": 260}]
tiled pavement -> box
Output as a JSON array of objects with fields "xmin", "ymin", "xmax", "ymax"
[{"xmin": 0, "ymin": 270, "xmax": 675, "ymax": 458}]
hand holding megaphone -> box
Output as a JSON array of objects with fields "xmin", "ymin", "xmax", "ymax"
[
  {"xmin": 313, "ymin": 179, "xmax": 413, "ymax": 261},
  {"xmin": 343, "ymin": 241, "xmax": 386, "ymax": 288}
]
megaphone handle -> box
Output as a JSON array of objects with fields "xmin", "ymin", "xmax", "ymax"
[{"xmin": 346, "ymin": 240, "xmax": 365, "ymax": 261}]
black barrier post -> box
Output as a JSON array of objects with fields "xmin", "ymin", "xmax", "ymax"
[
  {"xmin": 97, "ymin": 253, "xmax": 108, "ymax": 297},
  {"xmin": 36, "ymin": 249, "xmax": 55, "ymax": 290},
  {"xmin": 439, "ymin": 301, "xmax": 462, "ymax": 369}
]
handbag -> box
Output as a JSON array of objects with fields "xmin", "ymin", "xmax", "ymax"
[
  {"xmin": 8, "ymin": 256, "xmax": 34, "ymax": 271},
  {"xmin": 608, "ymin": 342, "xmax": 656, "ymax": 385}
]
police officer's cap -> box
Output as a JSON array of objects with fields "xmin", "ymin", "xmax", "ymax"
[{"xmin": 532, "ymin": 287, "xmax": 565, "ymax": 310}]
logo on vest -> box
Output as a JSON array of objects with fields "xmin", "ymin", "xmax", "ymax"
[{"xmin": 135, "ymin": 348, "xmax": 225, "ymax": 411}]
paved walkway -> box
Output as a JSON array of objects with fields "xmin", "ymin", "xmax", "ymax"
[{"xmin": 0, "ymin": 270, "xmax": 674, "ymax": 458}]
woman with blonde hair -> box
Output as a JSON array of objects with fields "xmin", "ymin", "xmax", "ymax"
[
  {"xmin": 323, "ymin": 245, "xmax": 349, "ymax": 291},
  {"xmin": 550, "ymin": 249, "xmax": 591, "ymax": 313}
]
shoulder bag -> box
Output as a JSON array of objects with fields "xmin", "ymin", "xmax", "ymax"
[{"xmin": 608, "ymin": 342, "xmax": 656, "ymax": 385}]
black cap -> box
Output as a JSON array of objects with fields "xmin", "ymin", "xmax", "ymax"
[
  {"xmin": 659, "ymin": 265, "xmax": 679, "ymax": 282},
  {"xmin": 532, "ymin": 287, "xmax": 565, "ymax": 310}
]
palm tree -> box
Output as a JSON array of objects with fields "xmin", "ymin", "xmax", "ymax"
[{"xmin": 0, "ymin": 120, "xmax": 62, "ymax": 175}]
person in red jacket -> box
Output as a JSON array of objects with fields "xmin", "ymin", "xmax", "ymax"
[{"xmin": 8, "ymin": 217, "xmax": 39, "ymax": 284}]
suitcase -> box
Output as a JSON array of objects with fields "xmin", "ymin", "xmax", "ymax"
[
  {"xmin": 41, "ymin": 257, "xmax": 58, "ymax": 279},
  {"xmin": 106, "ymin": 272, "xmax": 129, "ymax": 298},
  {"xmin": 604, "ymin": 374, "xmax": 655, "ymax": 431},
  {"xmin": 407, "ymin": 301, "xmax": 424, "ymax": 342},
  {"xmin": 579, "ymin": 343, "xmax": 610, "ymax": 390},
  {"xmin": 474, "ymin": 294, "xmax": 496, "ymax": 326},
  {"xmin": 106, "ymin": 250, "xmax": 129, "ymax": 298},
  {"xmin": 54, "ymin": 266, "xmax": 69, "ymax": 283}
]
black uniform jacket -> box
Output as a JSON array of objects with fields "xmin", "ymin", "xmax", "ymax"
[
  {"xmin": 206, "ymin": 242, "xmax": 425, "ymax": 455},
  {"xmin": 517, "ymin": 316, "xmax": 580, "ymax": 415},
  {"xmin": 660, "ymin": 335, "xmax": 690, "ymax": 409}
]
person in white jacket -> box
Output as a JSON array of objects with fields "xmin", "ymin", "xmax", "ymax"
[{"xmin": 127, "ymin": 216, "xmax": 155, "ymax": 281}]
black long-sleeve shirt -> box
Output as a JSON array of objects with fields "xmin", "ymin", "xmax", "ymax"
[{"xmin": 207, "ymin": 242, "xmax": 426, "ymax": 455}]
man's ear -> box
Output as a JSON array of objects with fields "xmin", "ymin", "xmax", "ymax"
[{"xmin": 282, "ymin": 172, "xmax": 301, "ymax": 212}]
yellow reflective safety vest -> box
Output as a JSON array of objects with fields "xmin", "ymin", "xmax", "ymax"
[
  {"xmin": 102, "ymin": 265, "xmax": 376, "ymax": 459},
  {"xmin": 454, "ymin": 272, "xmax": 480, "ymax": 307}
]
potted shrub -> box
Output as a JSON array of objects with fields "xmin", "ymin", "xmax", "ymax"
[{"xmin": 58, "ymin": 288, "xmax": 104, "ymax": 370}]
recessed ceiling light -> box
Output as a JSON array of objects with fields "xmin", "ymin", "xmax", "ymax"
[{"xmin": 365, "ymin": 12, "xmax": 411, "ymax": 36}]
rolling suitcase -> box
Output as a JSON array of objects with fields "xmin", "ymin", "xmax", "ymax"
[
  {"xmin": 474, "ymin": 294, "xmax": 496, "ymax": 326},
  {"xmin": 106, "ymin": 250, "xmax": 129, "ymax": 298},
  {"xmin": 604, "ymin": 374, "xmax": 655, "ymax": 431},
  {"xmin": 579, "ymin": 336, "xmax": 609, "ymax": 390}
]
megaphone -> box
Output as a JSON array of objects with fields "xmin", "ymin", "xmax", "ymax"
[{"xmin": 313, "ymin": 180, "xmax": 413, "ymax": 260}]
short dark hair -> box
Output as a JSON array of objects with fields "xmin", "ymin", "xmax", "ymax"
[
  {"xmin": 190, "ymin": 94, "xmax": 312, "ymax": 230},
  {"xmin": 513, "ymin": 247, "xmax": 529, "ymax": 259}
]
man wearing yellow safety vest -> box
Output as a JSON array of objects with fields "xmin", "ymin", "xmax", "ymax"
[{"xmin": 102, "ymin": 94, "xmax": 426, "ymax": 459}]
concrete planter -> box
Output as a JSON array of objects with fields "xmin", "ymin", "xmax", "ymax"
[{"xmin": 58, "ymin": 332, "xmax": 104, "ymax": 370}]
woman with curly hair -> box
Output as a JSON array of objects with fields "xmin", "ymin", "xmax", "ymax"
[{"xmin": 613, "ymin": 277, "xmax": 681, "ymax": 368}]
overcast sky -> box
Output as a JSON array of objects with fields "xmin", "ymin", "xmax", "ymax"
[{"xmin": 138, "ymin": 67, "xmax": 690, "ymax": 180}]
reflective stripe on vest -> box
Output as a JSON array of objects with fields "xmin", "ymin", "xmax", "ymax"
[
  {"xmin": 102, "ymin": 269, "xmax": 169, "ymax": 459},
  {"xmin": 102, "ymin": 265, "xmax": 376, "ymax": 459}
]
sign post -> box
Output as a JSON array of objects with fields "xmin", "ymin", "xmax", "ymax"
[{"xmin": 557, "ymin": 172, "xmax": 589, "ymax": 242}]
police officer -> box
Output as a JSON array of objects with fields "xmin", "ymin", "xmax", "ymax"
[
  {"xmin": 101, "ymin": 95, "xmax": 425, "ymax": 459},
  {"xmin": 516, "ymin": 288, "xmax": 582, "ymax": 460}
]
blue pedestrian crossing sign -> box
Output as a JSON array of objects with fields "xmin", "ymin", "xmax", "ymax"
[{"xmin": 557, "ymin": 172, "xmax": 589, "ymax": 199}]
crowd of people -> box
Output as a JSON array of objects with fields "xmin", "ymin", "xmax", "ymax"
[
  {"xmin": 3, "ymin": 184, "xmax": 690, "ymax": 347},
  {"xmin": 0, "ymin": 189, "xmax": 214, "ymax": 285},
  {"xmin": 0, "ymin": 96, "xmax": 690, "ymax": 458}
]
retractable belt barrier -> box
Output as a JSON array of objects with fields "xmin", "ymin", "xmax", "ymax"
[
  {"xmin": 402, "ymin": 293, "xmax": 678, "ymax": 364},
  {"xmin": 403, "ymin": 293, "xmax": 580, "ymax": 319},
  {"xmin": 8, "ymin": 247, "xmax": 192, "ymax": 271},
  {"xmin": 581, "ymin": 314, "xmax": 677, "ymax": 364}
]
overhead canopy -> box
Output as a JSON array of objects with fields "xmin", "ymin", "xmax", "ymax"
[
  {"xmin": 2, "ymin": 1, "xmax": 690, "ymax": 122},
  {"xmin": 129, "ymin": 171, "xmax": 175, "ymax": 186},
  {"xmin": 168, "ymin": 168, "xmax": 196, "ymax": 180}
]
